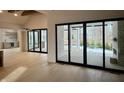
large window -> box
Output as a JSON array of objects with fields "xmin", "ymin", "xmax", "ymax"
[
  {"xmin": 28, "ymin": 29, "xmax": 48, "ymax": 53},
  {"xmin": 56, "ymin": 18, "xmax": 124, "ymax": 72}
]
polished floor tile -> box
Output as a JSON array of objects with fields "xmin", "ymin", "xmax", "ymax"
[{"xmin": 0, "ymin": 52, "xmax": 124, "ymax": 82}]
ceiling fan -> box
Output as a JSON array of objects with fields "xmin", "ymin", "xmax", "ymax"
[{"xmin": 7, "ymin": 10, "xmax": 40, "ymax": 16}]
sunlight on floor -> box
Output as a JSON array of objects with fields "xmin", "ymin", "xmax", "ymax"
[{"xmin": 1, "ymin": 66, "xmax": 27, "ymax": 82}]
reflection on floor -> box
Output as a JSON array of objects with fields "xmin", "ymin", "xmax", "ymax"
[
  {"xmin": 1, "ymin": 66, "xmax": 27, "ymax": 82},
  {"xmin": 29, "ymin": 47, "xmax": 47, "ymax": 52},
  {"xmin": 0, "ymin": 52, "xmax": 124, "ymax": 82}
]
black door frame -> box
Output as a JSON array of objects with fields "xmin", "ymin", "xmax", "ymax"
[
  {"xmin": 27, "ymin": 28, "xmax": 48, "ymax": 53},
  {"xmin": 55, "ymin": 17, "xmax": 124, "ymax": 73}
]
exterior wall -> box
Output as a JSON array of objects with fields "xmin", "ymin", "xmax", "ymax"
[
  {"xmin": 112, "ymin": 22, "xmax": 118, "ymax": 59},
  {"xmin": 118, "ymin": 21, "xmax": 124, "ymax": 63}
]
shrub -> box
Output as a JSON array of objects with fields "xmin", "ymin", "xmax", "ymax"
[
  {"xmin": 80, "ymin": 41, "xmax": 83, "ymax": 46},
  {"xmin": 89, "ymin": 40, "xmax": 95, "ymax": 48},
  {"xmin": 96, "ymin": 42, "xmax": 102, "ymax": 48}
]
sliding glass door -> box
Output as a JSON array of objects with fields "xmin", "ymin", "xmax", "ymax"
[
  {"xmin": 28, "ymin": 29, "xmax": 48, "ymax": 53},
  {"xmin": 28, "ymin": 31, "xmax": 34, "ymax": 51},
  {"xmin": 70, "ymin": 24, "xmax": 84, "ymax": 64},
  {"xmin": 56, "ymin": 23, "xmax": 103, "ymax": 66},
  {"xmin": 56, "ymin": 18, "xmax": 124, "ymax": 72},
  {"xmin": 34, "ymin": 30, "xmax": 40, "ymax": 52},
  {"xmin": 41, "ymin": 30, "xmax": 47, "ymax": 52},
  {"xmin": 57, "ymin": 25, "xmax": 69, "ymax": 62},
  {"xmin": 86, "ymin": 22, "xmax": 103, "ymax": 67}
]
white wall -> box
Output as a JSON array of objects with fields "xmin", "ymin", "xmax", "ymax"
[
  {"xmin": 47, "ymin": 10, "xmax": 124, "ymax": 63},
  {"xmin": 20, "ymin": 31, "xmax": 27, "ymax": 52},
  {"xmin": 0, "ymin": 22, "xmax": 22, "ymax": 29},
  {"xmin": 25, "ymin": 14, "xmax": 47, "ymax": 29}
]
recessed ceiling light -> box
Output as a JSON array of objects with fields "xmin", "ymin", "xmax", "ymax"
[
  {"xmin": 14, "ymin": 13, "xmax": 18, "ymax": 16},
  {"xmin": 0, "ymin": 10, "xmax": 3, "ymax": 13}
]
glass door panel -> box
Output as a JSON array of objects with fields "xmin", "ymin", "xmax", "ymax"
[
  {"xmin": 86, "ymin": 22, "xmax": 103, "ymax": 67},
  {"xmin": 34, "ymin": 30, "xmax": 40, "ymax": 52},
  {"xmin": 41, "ymin": 30, "xmax": 47, "ymax": 52},
  {"xmin": 70, "ymin": 24, "xmax": 84, "ymax": 64},
  {"xmin": 28, "ymin": 31, "xmax": 34, "ymax": 51},
  {"xmin": 57, "ymin": 25, "xmax": 69, "ymax": 62}
]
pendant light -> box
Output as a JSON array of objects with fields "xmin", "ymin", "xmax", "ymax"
[{"xmin": 14, "ymin": 10, "xmax": 18, "ymax": 16}]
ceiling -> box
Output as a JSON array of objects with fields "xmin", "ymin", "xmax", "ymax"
[
  {"xmin": 0, "ymin": 10, "xmax": 41, "ymax": 26},
  {"xmin": 1, "ymin": 10, "xmax": 124, "ymax": 28}
]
